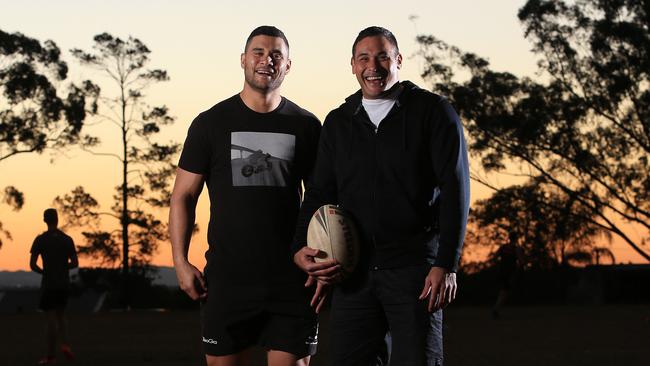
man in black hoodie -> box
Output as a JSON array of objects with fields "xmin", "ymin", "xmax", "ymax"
[{"xmin": 293, "ymin": 26, "xmax": 470, "ymax": 365}]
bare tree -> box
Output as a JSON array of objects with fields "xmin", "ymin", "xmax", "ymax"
[{"xmin": 56, "ymin": 33, "xmax": 179, "ymax": 306}]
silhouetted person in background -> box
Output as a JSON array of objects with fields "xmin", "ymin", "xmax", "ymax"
[
  {"xmin": 492, "ymin": 242, "xmax": 524, "ymax": 319},
  {"xmin": 30, "ymin": 208, "xmax": 78, "ymax": 364}
]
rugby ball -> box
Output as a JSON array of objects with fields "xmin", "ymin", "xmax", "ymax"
[{"xmin": 307, "ymin": 204, "xmax": 360, "ymax": 274}]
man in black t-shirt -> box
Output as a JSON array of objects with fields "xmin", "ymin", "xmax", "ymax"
[
  {"xmin": 30, "ymin": 208, "xmax": 78, "ymax": 365},
  {"xmin": 169, "ymin": 26, "xmax": 321, "ymax": 366}
]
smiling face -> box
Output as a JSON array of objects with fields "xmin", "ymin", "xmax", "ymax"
[
  {"xmin": 241, "ymin": 35, "xmax": 291, "ymax": 93},
  {"xmin": 351, "ymin": 35, "xmax": 402, "ymax": 99}
]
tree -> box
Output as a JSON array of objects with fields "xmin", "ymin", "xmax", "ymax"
[
  {"xmin": 467, "ymin": 182, "xmax": 610, "ymax": 269},
  {"xmin": 416, "ymin": 0, "xmax": 650, "ymax": 262},
  {"xmin": 56, "ymin": 34, "xmax": 179, "ymax": 304},
  {"xmin": 0, "ymin": 186, "xmax": 24, "ymax": 249},
  {"xmin": 0, "ymin": 29, "xmax": 98, "ymax": 248}
]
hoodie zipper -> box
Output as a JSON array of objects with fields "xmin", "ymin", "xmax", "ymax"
[
  {"xmin": 358, "ymin": 110, "xmax": 379, "ymax": 259},
  {"xmin": 369, "ymin": 120, "xmax": 378, "ymax": 264}
]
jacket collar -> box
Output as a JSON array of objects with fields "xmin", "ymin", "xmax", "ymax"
[{"xmin": 344, "ymin": 80, "xmax": 419, "ymax": 116}]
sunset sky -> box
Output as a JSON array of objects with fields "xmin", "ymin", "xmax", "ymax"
[{"xmin": 1, "ymin": 0, "xmax": 646, "ymax": 271}]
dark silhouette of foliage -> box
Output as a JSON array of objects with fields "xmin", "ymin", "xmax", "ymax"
[
  {"xmin": 417, "ymin": 0, "xmax": 650, "ymax": 262},
  {"xmin": 56, "ymin": 34, "xmax": 179, "ymax": 289},
  {"xmin": 0, "ymin": 29, "xmax": 98, "ymax": 162},
  {"xmin": 0, "ymin": 29, "xmax": 98, "ymax": 249},
  {"xmin": 0, "ymin": 185, "xmax": 24, "ymax": 249},
  {"xmin": 466, "ymin": 182, "xmax": 611, "ymax": 269},
  {"xmin": 2, "ymin": 185, "xmax": 24, "ymax": 210}
]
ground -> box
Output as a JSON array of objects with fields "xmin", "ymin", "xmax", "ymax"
[{"xmin": 1, "ymin": 305, "xmax": 648, "ymax": 365}]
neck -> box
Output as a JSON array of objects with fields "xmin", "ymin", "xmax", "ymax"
[
  {"xmin": 375, "ymin": 80, "xmax": 402, "ymax": 99},
  {"xmin": 240, "ymin": 85, "xmax": 282, "ymax": 113},
  {"xmin": 46, "ymin": 224, "xmax": 57, "ymax": 231}
]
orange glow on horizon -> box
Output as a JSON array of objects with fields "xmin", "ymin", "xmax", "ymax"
[{"xmin": 1, "ymin": 0, "xmax": 647, "ymax": 271}]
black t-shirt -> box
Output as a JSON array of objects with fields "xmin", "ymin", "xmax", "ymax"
[
  {"xmin": 30, "ymin": 229, "xmax": 76, "ymax": 290},
  {"xmin": 178, "ymin": 94, "xmax": 320, "ymax": 288}
]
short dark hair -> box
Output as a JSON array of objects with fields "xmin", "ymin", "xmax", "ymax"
[
  {"xmin": 244, "ymin": 26, "xmax": 289, "ymax": 52},
  {"xmin": 352, "ymin": 26, "xmax": 399, "ymax": 56},
  {"xmin": 43, "ymin": 208, "xmax": 58, "ymax": 225}
]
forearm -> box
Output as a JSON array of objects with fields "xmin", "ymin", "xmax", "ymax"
[
  {"xmin": 292, "ymin": 121, "xmax": 337, "ymax": 254},
  {"xmin": 293, "ymin": 185, "xmax": 333, "ymax": 253},
  {"xmin": 169, "ymin": 186, "xmax": 207, "ymax": 300},
  {"xmin": 30, "ymin": 263, "xmax": 43, "ymax": 274},
  {"xmin": 431, "ymin": 99, "xmax": 471, "ymax": 272},
  {"xmin": 169, "ymin": 194, "xmax": 198, "ymax": 266},
  {"xmin": 68, "ymin": 254, "xmax": 79, "ymax": 269},
  {"xmin": 434, "ymin": 175, "xmax": 470, "ymax": 271}
]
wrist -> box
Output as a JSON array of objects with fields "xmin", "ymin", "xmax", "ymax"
[{"xmin": 172, "ymin": 254, "xmax": 190, "ymax": 267}]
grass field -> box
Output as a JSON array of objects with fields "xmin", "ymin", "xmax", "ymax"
[{"xmin": 1, "ymin": 305, "xmax": 648, "ymax": 366}]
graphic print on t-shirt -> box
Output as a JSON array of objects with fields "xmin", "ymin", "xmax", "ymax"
[{"xmin": 231, "ymin": 132, "xmax": 295, "ymax": 187}]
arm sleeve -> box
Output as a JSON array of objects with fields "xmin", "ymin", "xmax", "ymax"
[
  {"xmin": 68, "ymin": 236, "xmax": 76, "ymax": 254},
  {"xmin": 299, "ymin": 117, "xmax": 322, "ymax": 183},
  {"xmin": 292, "ymin": 114, "xmax": 339, "ymax": 255},
  {"xmin": 178, "ymin": 114, "xmax": 211, "ymax": 175},
  {"xmin": 430, "ymin": 98, "xmax": 470, "ymax": 272}
]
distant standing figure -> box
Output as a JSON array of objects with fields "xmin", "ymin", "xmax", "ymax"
[
  {"xmin": 29, "ymin": 208, "xmax": 78, "ymax": 364},
  {"xmin": 492, "ymin": 242, "xmax": 524, "ymax": 319}
]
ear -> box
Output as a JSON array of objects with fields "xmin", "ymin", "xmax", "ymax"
[
  {"xmin": 396, "ymin": 53, "xmax": 403, "ymax": 70},
  {"xmin": 350, "ymin": 57, "xmax": 355, "ymax": 74},
  {"xmin": 285, "ymin": 58, "xmax": 292, "ymax": 74},
  {"xmin": 240, "ymin": 53, "xmax": 245, "ymax": 69}
]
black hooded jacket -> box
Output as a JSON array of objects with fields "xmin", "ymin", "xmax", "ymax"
[{"xmin": 292, "ymin": 81, "xmax": 470, "ymax": 272}]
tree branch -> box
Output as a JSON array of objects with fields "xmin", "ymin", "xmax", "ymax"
[{"xmin": 80, "ymin": 147, "xmax": 123, "ymax": 162}]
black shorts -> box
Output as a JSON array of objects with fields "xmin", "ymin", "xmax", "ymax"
[
  {"xmin": 201, "ymin": 281, "xmax": 318, "ymax": 358},
  {"xmin": 39, "ymin": 289, "xmax": 69, "ymax": 311}
]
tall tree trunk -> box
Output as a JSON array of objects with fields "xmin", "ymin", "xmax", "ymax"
[{"xmin": 121, "ymin": 91, "xmax": 129, "ymax": 309}]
